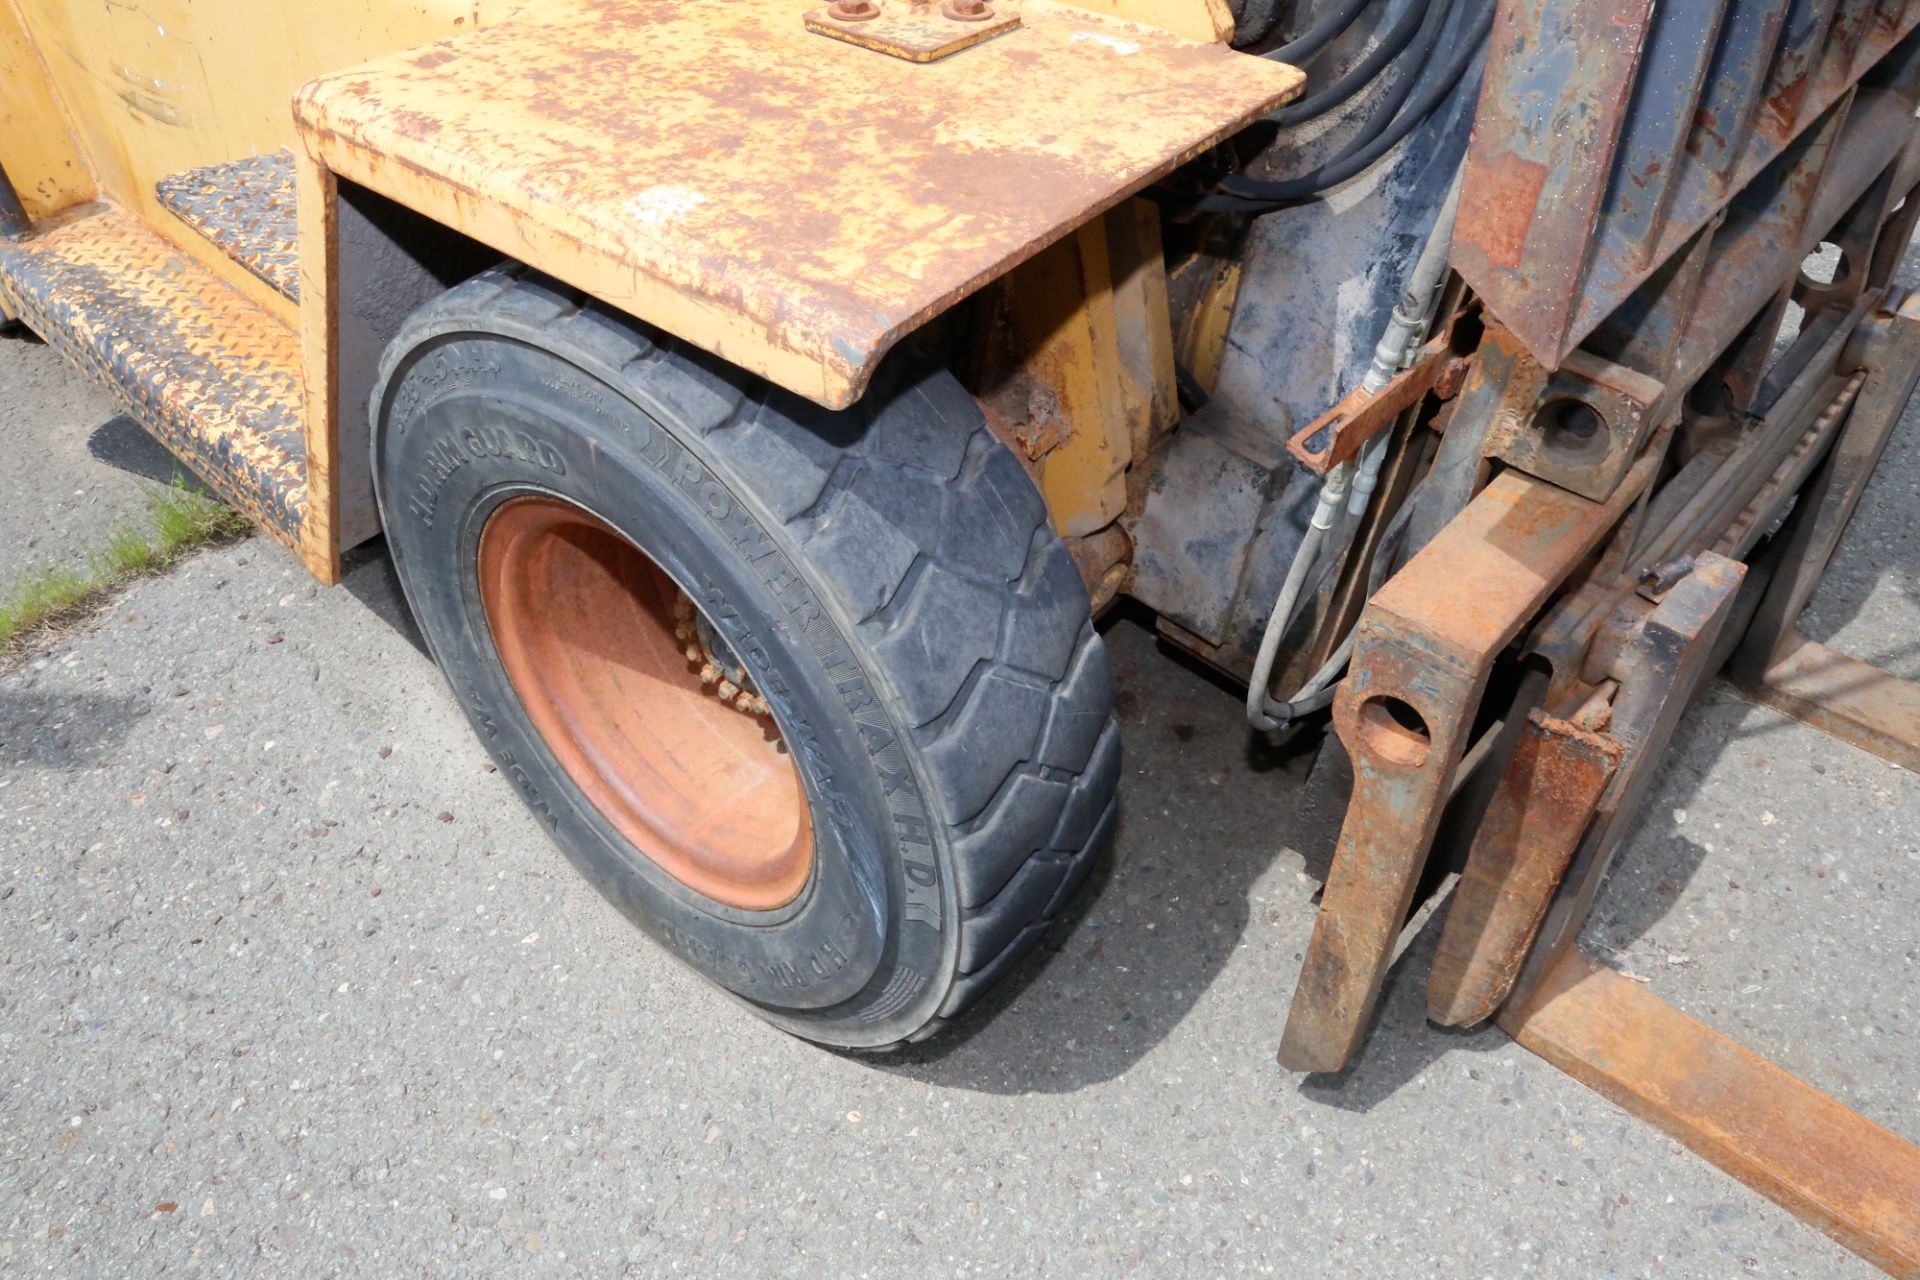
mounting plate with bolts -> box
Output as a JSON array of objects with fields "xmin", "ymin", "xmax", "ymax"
[{"xmin": 804, "ymin": 0, "xmax": 1022, "ymax": 63}]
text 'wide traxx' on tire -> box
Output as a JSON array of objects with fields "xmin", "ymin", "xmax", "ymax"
[{"xmin": 369, "ymin": 267, "xmax": 1120, "ymax": 1047}]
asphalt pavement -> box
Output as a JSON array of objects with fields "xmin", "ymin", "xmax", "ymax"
[
  {"xmin": 1, "ymin": 303, "xmax": 1916, "ymax": 1276},
  {"xmin": 0, "ymin": 333, "xmax": 182, "ymax": 583}
]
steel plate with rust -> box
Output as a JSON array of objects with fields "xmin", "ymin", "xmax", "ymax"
[{"xmin": 294, "ymin": 0, "xmax": 1302, "ymax": 409}]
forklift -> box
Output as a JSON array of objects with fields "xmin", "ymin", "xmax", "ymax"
[{"xmin": 3, "ymin": 0, "xmax": 1917, "ymax": 1268}]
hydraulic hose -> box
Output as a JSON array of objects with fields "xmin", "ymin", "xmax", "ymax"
[
  {"xmin": 1363, "ymin": 163, "xmax": 1464, "ymax": 397},
  {"xmin": 1208, "ymin": 0, "xmax": 1492, "ymax": 209},
  {"xmin": 1243, "ymin": 162, "xmax": 1464, "ymax": 732},
  {"xmin": 1246, "ymin": 473, "xmax": 1428, "ymax": 729},
  {"xmin": 1267, "ymin": 0, "xmax": 1432, "ymax": 126},
  {"xmin": 1257, "ymin": 0, "xmax": 1375, "ymax": 63},
  {"xmin": 1244, "ymin": 481, "xmax": 1343, "ymax": 731},
  {"xmin": 1323, "ymin": 0, "xmax": 1454, "ymax": 166}
]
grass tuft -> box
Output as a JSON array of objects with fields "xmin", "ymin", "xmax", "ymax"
[{"xmin": 0, "ymin": 478, "xmax": 251, "ymax": 660}]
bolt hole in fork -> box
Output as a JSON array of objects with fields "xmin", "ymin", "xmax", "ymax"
[
  {"xmin": 1356, "ymin": 694, "xmax": 1432, "ymax": 767},
  {"xmin": 1532, "ymin": 396, "xmax": 1610, "ymax": 468}
]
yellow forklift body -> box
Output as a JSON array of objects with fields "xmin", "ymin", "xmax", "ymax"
[
  {"xmin": 0, "ymin": 0, "xmax": 537, "ymax": 317},
  {"xmin": 0, "ymin": 0, "xmax": 1294, "ymax": 581},
  {"xmin": 293, "ymin": 0, "xmax": 1296, "ymax": 409}
]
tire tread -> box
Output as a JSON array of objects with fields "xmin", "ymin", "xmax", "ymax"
[{"xmin": 379, "ymin": 265, "xmax": 1118, "ymax": 1043}]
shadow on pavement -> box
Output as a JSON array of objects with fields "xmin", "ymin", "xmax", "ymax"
[
  {"xmin": 875, "ymin": 607, "xmax": 1354, "ymax": 1095},
  {"xmin": 338, "ymin": 536, "xmax": 428, "ymax": 658},
  {"xmin": 0, "ymin": 687, "xmax": 147, "ymax": 771},
  {"xmin": 85, "ymin": 416, "xmax": 215, "ymax": 495}
]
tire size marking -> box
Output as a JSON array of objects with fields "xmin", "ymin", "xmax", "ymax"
[
  {"xmin": 406, "ymin": 425, "xmax": 567, "ymax": 529},
  {"xmin": 388, "ymin": 348, "xmax": 504, "ymax": 439},
  {"xmin": 638, "ymin": 417, "xmax": 947, "ymax": 935},
  {"xmin": 464, "ymin": 684, "xmax": 560, "ymax": 832},
  {"xmin": 656, "ymin": 911, "xmax": 860, "ymax": 994}
]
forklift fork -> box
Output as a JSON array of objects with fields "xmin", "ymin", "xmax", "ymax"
[{"xmin": 1280, "ymin": 293, "xmax": 1920, "ymax": 1276}]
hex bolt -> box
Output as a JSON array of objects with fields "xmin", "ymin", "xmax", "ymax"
[
  {"xmin": 942, "ymin": 0, "xmax": 996, "ymax": 20},
  {"xmin": 828, "ymin": 0, "xmax": 880, "ymax": 20},
  {"xmin": 1641, "ymin": 554, "xmax": 1696, "ymax": 594}
]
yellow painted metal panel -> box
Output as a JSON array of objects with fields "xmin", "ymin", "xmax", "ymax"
[
  {"xmin": 1031, "ymin": 219, "xmax": 1131, "ymax": 535},
  {"xmin": 296, "ymin": 0, "xmax": 1302, "ymax": 409},
  {"xmin": 1054, "ymin": 0, "xmax": 1234, "ymax": 42},
  {"xmin": 967, "ymin": 201, "xmax": 1171, "ymax": 538},
  {"xmin": 4, "ymin": 0, "xmax": 562, "ymax": 317},
  {"xmin": 1106, "ymin": 200, "xmax": 1179, "ymax": 468},
  {"xmin": 296, "ymin": 154, "xmax": 343, "ymax": 584},
  {"xmin": 1172, "ymin": 255, "xmax": 1242, "ymax": 395},
  {"xmin": 976, "ymin": 222, "xmax": 1134, "ymax": 535},
  {"xmin": 0, "ymin": 0, "xmax": 92, "ymax": 218}
]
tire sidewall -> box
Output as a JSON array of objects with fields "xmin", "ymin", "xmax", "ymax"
[{"xmin": 373, "ymin": 332, "xmax": 957, "ymax": 1037}]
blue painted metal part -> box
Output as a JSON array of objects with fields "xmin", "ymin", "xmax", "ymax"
[
  {"xmin": 1169, "ymin": 0, "xmax": 1483, "ymax": 659},
  {"xmin": 1454, "ymin": 0, "xmax": 1920, "ymax": 369},
  {"xmin": 1691, "ymin": 0, "xmax": 1790, "ymax": 190},
  {"xmin": 1599, "ymin": 1, "xmax": 1730, "ymax": 276}
]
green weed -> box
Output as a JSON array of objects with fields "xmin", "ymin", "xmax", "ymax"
[{"xmin": 0, "ymin": 478, "xmax": 250, "ymax": 658}]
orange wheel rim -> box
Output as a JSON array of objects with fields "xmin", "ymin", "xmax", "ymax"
[{"xmin": 477, "ymin": 495, "xmax": 813, "ymax": 911}]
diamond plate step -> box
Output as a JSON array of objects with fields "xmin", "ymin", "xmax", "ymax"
[
  {"xmin": 0, "ymin": 204, "xmax": 309, "ymax": 554},
  {"xmin": 156, "ymin": 150, "xmax": 300, "ymax": 303}
]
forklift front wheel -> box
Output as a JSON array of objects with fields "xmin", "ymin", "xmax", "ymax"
[{"xmin": 368, "ymin": 266, "xmax": 1120, "ymax": 1048}]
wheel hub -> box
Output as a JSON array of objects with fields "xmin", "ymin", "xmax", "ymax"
[
  {"xmin": 476, "ymin": 495, "xmax": 812, "ymax": 911},
  {"xmin": 675, "ymin": 597, "xmax": 771, "ymax": 720}
]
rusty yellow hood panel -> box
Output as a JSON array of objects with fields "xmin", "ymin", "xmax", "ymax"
[{"xmin": 294, "ymin": 0, "xmax": 1300, "ymax": 408}]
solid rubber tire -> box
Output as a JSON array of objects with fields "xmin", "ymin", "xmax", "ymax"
[{"xmin": 369, "ymin": 266, "xmax": 1119, "ymax": 1047}]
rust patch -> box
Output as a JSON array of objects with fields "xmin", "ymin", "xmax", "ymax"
[
  {"xmin": 1458, "ymin": 149, "xmax": 1547, "ymax": 272},
  {"xmin": 1427, "ymin": 708, "xmax": 1622, "ymax": 1027},
  {"xmin": 293, "ymin": 0, "xmax": 1302, "ymax": 409}
]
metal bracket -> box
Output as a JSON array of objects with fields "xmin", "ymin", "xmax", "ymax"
[
  {"xmin": 1277, "ymin": 462, "xmax": 1654, "ymax": 1073},
  {"xmin": 1486, "ymin": 350, "xmax": 1669, "ymax": 502},
  {"xmin": 1285, "ymin": 324, "xmax": 1472, "ymax": 475},
  {"xmin": 804, "ymin": 1, "xmax": 1022, "ymax": 62}
]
